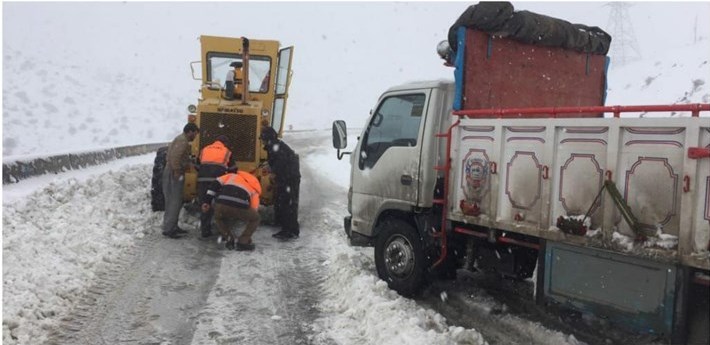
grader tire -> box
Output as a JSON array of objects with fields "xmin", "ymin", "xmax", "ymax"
[{"xmin": 150, "ymin": 146, "xmax": 168, "ymax": 212}]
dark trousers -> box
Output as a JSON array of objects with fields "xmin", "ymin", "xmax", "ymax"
[
  {"xmin": 213, "ymin": 203, "xmax": 260, "ymax": 244},
  {"xmin": 198, "ymin": 182, "xmax": 213, "ymax": 235},
  {"xmin": 275, "ymin": 177, "xmax": 300, "ymax": 235}
]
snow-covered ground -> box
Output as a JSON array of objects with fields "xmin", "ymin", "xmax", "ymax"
[
  {"xmin": 3, "ymin": 131, "xmax": 595, "ymax": 345},
  {"xmin": 2, "ymin": 154, "xmax": 160, "ymax": 344},
  {"xmin": 605, "ymin": 43, "xmax": 710, "ymax": 112},
  {"xmin": 3, "ymin": 2, "xmax": 709, "ymax": 344}
]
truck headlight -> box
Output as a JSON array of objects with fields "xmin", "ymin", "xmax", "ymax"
[{"xmin": 187, "ymin": 104, "xmax": 197, "ymax": 113}]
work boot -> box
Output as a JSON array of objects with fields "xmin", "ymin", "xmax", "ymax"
[
  {"xmin": 273, "ymin": 230, "xmax": 298, "ymax": 240},
  {"xmin": 225, "ymin": 238, "xmax": 235, "ymax": 250},
  {"xmin": 201, "ymin": 231, "xmax": 212, "ymax": 238},
  {"xmin": 236, "ymin": 242, "xmax": 256, "ymax": 251},
  {"xmin": 174, "ymin": 227, "xmax": 188, "ymax": 234},
  {"xmin": 162, "ymin": 231, "xmax": 183, "ymax": 239}
]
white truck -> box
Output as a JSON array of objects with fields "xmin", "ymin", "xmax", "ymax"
[{"xmin": 332, "ymin": 3, "xmax": 710, "ymax": 344}]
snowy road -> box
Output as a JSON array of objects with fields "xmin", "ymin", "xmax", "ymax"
[
  {"xmin": 32, "ymin": 134, "xmax": 340, "ymax": 345},
  {"xmin": 4, "ymin": 131, "xmax": 595, "ymax": 345}
]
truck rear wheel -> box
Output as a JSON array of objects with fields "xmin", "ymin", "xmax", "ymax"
[
  {"xmin": 374, "ymin": 218, "xmax": 427, "ymax": 297},
  {"xmin": 150, "ymin": 147, "xmax": 168, "ymax": 212}
]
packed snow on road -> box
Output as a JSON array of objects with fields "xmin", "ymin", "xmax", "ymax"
[{"xmin": 2, "ymin": 131, "xmax": 590, "ymax": 345}]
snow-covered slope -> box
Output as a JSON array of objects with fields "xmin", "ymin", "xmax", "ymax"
[
  {"xmin": 606, "ymin": 42, "xmax": 709, "ymax": 110},
  {"xmin": 2, "ymin": 47, "xmax": 192, "ymax": 157},
  {"xmin": 5, "ymin": 38, "xmax": 708, "ymax": 157},
  {"xmin": 4, "ymin": 2, "xmax": 709, "ymax": 157}
]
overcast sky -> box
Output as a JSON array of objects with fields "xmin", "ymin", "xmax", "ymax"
[{"xmin": 3, "ymin": 1, "xmax": 709, "ymax": 134}]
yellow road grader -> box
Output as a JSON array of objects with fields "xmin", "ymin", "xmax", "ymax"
[{"xmin": 151, "ymin": 35, "xmax": 294, "ymax": 211}]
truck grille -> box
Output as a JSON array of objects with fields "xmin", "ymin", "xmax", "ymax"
[{"xmin": 199, "ymin": 112, "xmax": 257, "ymax": 162}]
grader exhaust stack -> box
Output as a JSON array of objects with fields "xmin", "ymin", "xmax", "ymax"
[{"xmin": 241, "ymin": 37, "xmax": 250, "ymax": 104}]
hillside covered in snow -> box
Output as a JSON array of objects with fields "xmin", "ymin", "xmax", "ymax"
[
  {"xmin": 605, "ymin": 43, "xmax": 709, "ymax": 110},
  {"xmin": 3, "ymin": 2, "xmax": 708, "ymax": 157}
]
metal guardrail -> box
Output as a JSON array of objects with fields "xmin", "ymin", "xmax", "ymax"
[{"xmin": 2, "ymin": 142, "xmax": 168, "ymax": 185}]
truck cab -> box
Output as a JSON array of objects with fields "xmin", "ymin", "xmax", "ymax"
[{"xmin": 338, "ymin": 80, "xmax": 453, "ymax": 245}]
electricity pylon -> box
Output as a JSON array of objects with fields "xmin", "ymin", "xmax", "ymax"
[{"xmin": 605, "ymin": 2, "xmax": 642, "ymax": 67}]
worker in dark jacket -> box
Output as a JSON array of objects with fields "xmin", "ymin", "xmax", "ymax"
[
  {"xmin": 162, "ymin": 122, "xmax": 199, "ymax": 238},
  {"xmin": 197, "ymin": 135, "xmax": 234, "ymax": 238},
  {"xmin": 260, "ymin": 126, "xmax": 300, "ymax": 240},
  {"xmin": 201, "ymin": 170, "xmax": 262, "ymax": 251}
]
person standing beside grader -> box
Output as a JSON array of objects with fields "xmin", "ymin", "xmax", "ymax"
[
  {"xmin": 260, "ymin": 126, "xmax": 301, "ymax": 240},
  {"xmin": 162, "ymin": 123, "xmax": 199, "ymax": 239}
]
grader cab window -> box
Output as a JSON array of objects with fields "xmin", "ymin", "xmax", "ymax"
[{"xmin": 206, "ymin": 53, "xmax": 272, "ymax": 93}]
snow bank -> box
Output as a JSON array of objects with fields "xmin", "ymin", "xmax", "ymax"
[
  {"xmin": 313, "ymin": 208, "xmax": 486, "ymax": 345},
  {"xmin": 2, "ymin": 163, "xmax": 159, "ymax": 345}
]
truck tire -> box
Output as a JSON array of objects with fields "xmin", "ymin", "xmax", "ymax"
[
  {"xmin": 150, "ymin": 146, "xmax": 168, "ymax": 212},
  {"xmin": 374, "ymin": 218, "xmax": 428, "ymax": 297}
]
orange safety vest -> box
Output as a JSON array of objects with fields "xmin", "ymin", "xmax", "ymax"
[
  {"xmin": 237, "ymin": 170, "xmax": 262, "ymax": 196},
  {"xmin": 200, "ymin": 141, "xmax": 231, "ymax": 168},
  {"xmin": 216, "ymin": 172, "xmax": 261, "ymax": 209}
]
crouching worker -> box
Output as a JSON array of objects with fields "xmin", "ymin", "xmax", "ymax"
[{"xmin": 201, "ymin": 169, "xmax": 262, "ymax": 251}]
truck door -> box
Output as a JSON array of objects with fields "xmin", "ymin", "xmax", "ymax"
[
  {"xmin": 271, "ymin": 46, "xmax": 293, "ymax": 133},
  {"xmin": 350, "ymin": 90, "xmax": 429, "ymax": 236}
]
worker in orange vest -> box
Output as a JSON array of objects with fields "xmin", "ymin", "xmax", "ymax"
[
  {"xmin": 201, "ymin": 170, "xmax": 262, "ymax": 251},
  {"xmin": 197, "ymin": 135, "xmax": 234, "ymax": 238}
]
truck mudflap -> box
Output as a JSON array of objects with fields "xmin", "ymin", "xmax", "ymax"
[
  {"xmin": 542, "ymin": 241, "xmax": 678, "ymax": 337},
  {"xmin": 344, "ymin": 215, "xmax": 352, "ymax": 237},
  {"xmin": 344, "ymin": 215, "xmax": 373, "ymax": 247}
]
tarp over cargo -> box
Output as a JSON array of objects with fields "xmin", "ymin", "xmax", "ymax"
[{"xmin": 448, "ymin": 1, "xmax": 612, "ymax": 55}]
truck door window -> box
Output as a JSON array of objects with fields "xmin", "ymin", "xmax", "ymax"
[
  {"xmin": 359, "ymin": 93, "xmax": 425, "ymax": 170},
  {"xmin": 206, "ymin": 53, "xmax": 272, "ymax": 93}
]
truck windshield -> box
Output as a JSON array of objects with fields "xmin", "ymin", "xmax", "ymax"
[
  {"xmin": 359, "ymin": 93, "xmax": 425, "ymax": 169},
  {"xmin": 206, "ymin": 53, "xmax": 272, "ymax": 93}
]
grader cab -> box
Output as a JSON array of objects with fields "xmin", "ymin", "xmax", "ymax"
[{"xmin": 150, "ymin": 36, "xmax": 294, "ymax": 211}]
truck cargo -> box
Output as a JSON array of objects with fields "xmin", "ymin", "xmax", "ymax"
[{"xmin": 332, "ymin": 2, "xmax": 709, "ymax": 343}]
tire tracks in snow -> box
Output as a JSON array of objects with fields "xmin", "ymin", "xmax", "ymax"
[
  {"xmin": 44, "ymin": 226, "xmax": 224, "ymax": 345},
  {"xmin": 188, "ymin": 133, "xmax": 337, "ymax": 345}
]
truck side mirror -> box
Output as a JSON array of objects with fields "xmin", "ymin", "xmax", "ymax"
[
  {"xmin": 332, "ymin": 120, "xmax": 351, "ymax": 160},
  {"xmin": 332, "ymin": 120, "xmax": 347, "ymax": 149}
]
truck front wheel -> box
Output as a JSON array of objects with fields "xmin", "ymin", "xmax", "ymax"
[{"xmin": 374, "ymin": 219, "xmax": 427, "ymax": 297}]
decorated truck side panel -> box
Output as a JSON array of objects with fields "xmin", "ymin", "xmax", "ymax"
[
  {"xmin": 448, "ymin": 115, "xmax": 709, "ymax": 338},
  {"xmin": 451, "ymin": 116, "xmax": 710, "ymax": 269}
]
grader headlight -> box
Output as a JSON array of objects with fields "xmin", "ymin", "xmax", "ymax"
[{"xmin": 186, "ymin": 104, "xmax": 198, "ymax": 123}]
